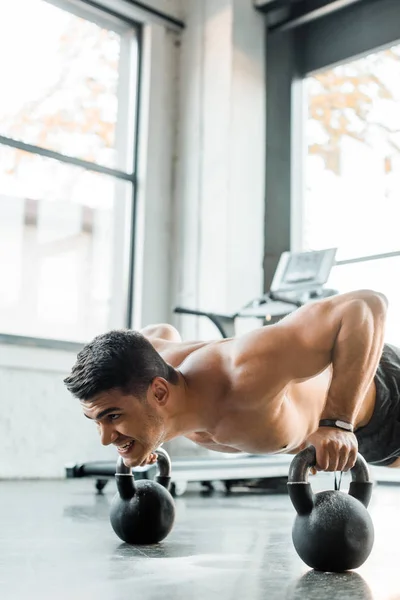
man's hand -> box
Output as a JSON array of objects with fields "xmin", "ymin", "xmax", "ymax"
[
  {"xmin": 306, "ymin": 428, "xmax": 358, "ymax": 472},
  {"xmin": 139, "ymin": 452, "xmax": 158, "ymax": 467}
]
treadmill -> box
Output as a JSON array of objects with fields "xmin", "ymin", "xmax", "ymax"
[
  {"xmin": 66, "ymin": 248, "xmax": 338, "ymax": 495},
  {"xmin": 175, "ymin": 247, "xmax": 338, "ymax": 337}
]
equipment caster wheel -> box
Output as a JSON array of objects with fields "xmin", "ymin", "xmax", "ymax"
[
  {"xmin": 95, "ymin": 479, "xmax": 109, "ymax": 494},
  {"xmin": 170, "ymin": 481, "xmax": 188, "ymax": 497},
  {"xmin": 201, "ymin": 481, "xmax": 215, "ymax": 493},
  {"xmin": 224, "ymin": 481, "xmax": 233, "ymax": 493}
]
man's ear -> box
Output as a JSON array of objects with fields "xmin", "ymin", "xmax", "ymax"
[{"xmin": 150, "ymin": 377, "xmax": 169, "ymax": 406}]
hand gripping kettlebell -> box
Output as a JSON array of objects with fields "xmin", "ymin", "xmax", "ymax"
[
  {"xmin": 287, "ymin": 446, "xmax": 374, "ymax": 572},
  {"xmin": 110, "ymin": 447, "xmax": 175, "ymax": 545}
]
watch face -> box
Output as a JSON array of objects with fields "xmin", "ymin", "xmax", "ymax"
[{"xmin": 336, "ymin": 420, "xmax": 352, "ymax": 431}]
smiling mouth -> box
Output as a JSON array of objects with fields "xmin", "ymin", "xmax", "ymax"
[{"xmin": 116, "ymin": 440, "xmax": 135, "ymax": 455}]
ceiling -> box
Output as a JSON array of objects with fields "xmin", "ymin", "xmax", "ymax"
[{"xmin": 254, "ymin": 0, "xmax": 368, "ymax": 31}]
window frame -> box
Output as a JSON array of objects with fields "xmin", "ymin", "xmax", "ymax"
[
  {"xmin": 265, "ymin": 0, "xmax": 400, "ymax": 289},
  {"xmin": 0, "ymin": 0, "xmax": 143, "ymax": 349}
]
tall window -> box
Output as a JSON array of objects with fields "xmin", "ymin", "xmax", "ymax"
[
  {"xmin": 303, "ymin": 43, "xmax": 400, "ymax": 343},
  {"xmin": 0, "ymin": 0, "xmax": 139, "ymax": 343}
]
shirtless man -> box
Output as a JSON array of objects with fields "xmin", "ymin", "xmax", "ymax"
[{"xmin": 64, "ymin": 289, "xmax": 400, "ymax": 473}]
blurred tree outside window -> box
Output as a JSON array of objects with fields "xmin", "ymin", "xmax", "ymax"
[
  {"xmin": 0, "ymin": 0, "xmax": 138, "ymax": 342},
  {"xmin": 304, "ymin": 44, "xmax": 400, "ymax": 343}
]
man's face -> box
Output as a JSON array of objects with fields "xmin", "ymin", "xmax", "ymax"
[{"xmin": 81, "ymin": 388, "xmax": 166, "ymax": 468}]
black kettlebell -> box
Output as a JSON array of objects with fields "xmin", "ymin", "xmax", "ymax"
[
  {"xmin": 110, "ymin": 447, "xmax": 175, "ymax": 545},
  {"xmin": 287, "ymin": 446, "xmax": 374, "ymax": 572}
]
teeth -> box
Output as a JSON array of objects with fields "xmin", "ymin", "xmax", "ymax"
[{"xmin": 118, "ymin": 442, "xmax": 132, "ymax": 450}]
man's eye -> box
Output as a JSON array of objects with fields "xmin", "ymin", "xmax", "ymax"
[{"xmin": 108, "ymin": 414, "xmax": 121, "ymax": 422}]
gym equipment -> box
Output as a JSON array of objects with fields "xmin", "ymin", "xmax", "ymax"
[
  {"xmin": 110, "ymin": 447, "xmax": 175, "ymax": 545},
  {"xmin": 175, "ymin": 248, "xmax": 338, "ymax": 337},
  {"xmin": 287, "ymin": 446, "xmax": 374, "ymax": 572},
  {"xmin": 65, "ymin": 460, "xmax": 158, "ymax": 493},
  {"xmin": 66, "ymin": 453, "xmax": 292, "ymax": 495}
]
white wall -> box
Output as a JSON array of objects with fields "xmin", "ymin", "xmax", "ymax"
[
  {"xmin": 0, "ymin": 346, "xmax": 116, "ymax": 478},
  {"xmin": 173, "ymin": 0, "xmax": 266, "ymax": 339},
  {"xmin": 133, "ymin": 0, "xmax": 267, "ymax": 338},
  {"xmin": 132, "ymin": 24, "xmax": 180, "ymax": 328}
]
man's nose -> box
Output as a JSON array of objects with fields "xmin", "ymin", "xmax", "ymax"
[{"xmin": 98, "ymin": 423, "xmax": 118, "ymax": 446}]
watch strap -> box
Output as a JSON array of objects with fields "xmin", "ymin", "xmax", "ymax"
[{"xmin": 319, "ymin": 419, "xmax": 354, "ymax": 433}]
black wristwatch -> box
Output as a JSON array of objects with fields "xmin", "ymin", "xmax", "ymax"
[{"xmin": 319, "ymin": 419, "xmax": 354, "ymax": 433}]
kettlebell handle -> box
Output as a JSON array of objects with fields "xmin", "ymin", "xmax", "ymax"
[
  {"xmin": 116, "ymin": 447, "xmax": 171, "ymax": 478},
  {"xmin": 115, "ymin": 447, "xmax": 172, "ymax": 501},
  {"xmin": 287, "ymin": 445, "xmax": 373, "ymax": 514},
  {"xmin": 288, "ymin": 446, "xmax": 371, "ymax": 484}
]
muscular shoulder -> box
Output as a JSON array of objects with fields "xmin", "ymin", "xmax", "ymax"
[
  {"xmin": 152, "ymin": 337, "xmax": 216, "ymax": 370},
  {"xmin": 178, "ymin": 340, "xmax": 235, "ymax": 393},
  {"xmin": 140, "ymin": 323, "xmax": 182, "ymax": 342}
]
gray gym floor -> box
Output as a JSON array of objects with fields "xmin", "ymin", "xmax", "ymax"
[{"xmin": 0, "ymin": 477, "xmax": 398, "ymax": 600}]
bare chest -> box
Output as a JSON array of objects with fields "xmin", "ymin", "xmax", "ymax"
[
  {"xmin": 187, "ymin": 397, "xmax": 305, "ymax": 454},
  {"xmin": 172, "ymin": 342, "xmax": 331, "ymax": 454}
]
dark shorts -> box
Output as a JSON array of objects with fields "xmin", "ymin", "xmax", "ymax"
[{"xmin": 356, "ymin": 343, "xmax": 400, "ymax": 466}]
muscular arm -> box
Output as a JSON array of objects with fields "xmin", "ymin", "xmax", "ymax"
[
  {"xmin": 234, "ymin": 289, "xmax": 388, "ymax": 427},
  {"xmin": 285, "ymin": 289, "xmax": 387, "ymax": 426},
  {"xmin": 318, "ymin": 292, "xmax": 387, "ymax": 424}
]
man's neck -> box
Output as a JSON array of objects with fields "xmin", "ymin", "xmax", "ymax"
[{"xmin": 163, "ymin": 371, "xmax": 215, "ymax": 440}]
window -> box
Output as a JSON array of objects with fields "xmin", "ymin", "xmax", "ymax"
[
  {"xmin": 327, "ymin": 257, "xmax": 400, "ymax": 343},
  {"xmin": 0, "ymin": 0, "xmax": 140, "ymax": 343},
  {"xmin": 304, "ymin": 43, "xmax": 400, "ymax": 261},
  {"xmin": 303, "ymin": 43, "xmax": 400, "ymax": 344}
]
